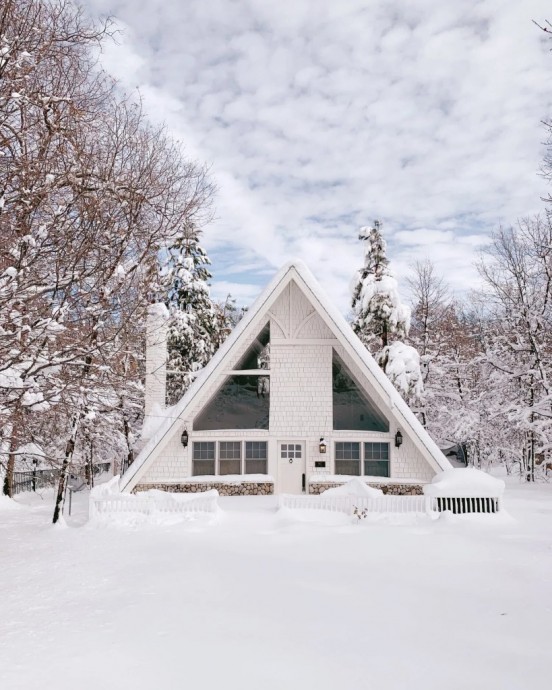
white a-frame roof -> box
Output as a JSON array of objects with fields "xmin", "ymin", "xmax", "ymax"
[{"xmin": 121, "ymin": 260, "xmax": 451, "ymax": 492}]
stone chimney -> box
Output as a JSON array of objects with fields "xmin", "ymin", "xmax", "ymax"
[{"xmin": 144, "ymin": 302, "xmax": 169, "ymax": 417}]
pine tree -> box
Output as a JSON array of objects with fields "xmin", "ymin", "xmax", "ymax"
[
  {"xmin": 351, "ymin": 221, "xmax": 409, "ymax": 350},
  {"xmin": 351, "ymin": 221, "xmax": 422, "ymax": 403},
  {"xmin": 164, "ymin": 223, "xmax": 221, "ymax": 404}
]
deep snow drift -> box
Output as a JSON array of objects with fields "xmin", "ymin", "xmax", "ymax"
[{"xmin": 0, "ymin": 474, "xmax": 551, "ymax": 690}]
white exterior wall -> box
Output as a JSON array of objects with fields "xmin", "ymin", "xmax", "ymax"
[{"xmin": 137, "ymin": 278, "xmax": 436, "ymax": 491}]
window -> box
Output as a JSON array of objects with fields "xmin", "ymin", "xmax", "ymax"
[
  {"xmin": 192, "ymin": 442, "xmax": 215, "ymax": 476},
  {"xmin": 332, "ymin": 351, "xmax": 389, "ymax": 432},
  {"xmin": 280, "ymin": 444, "xmax": 302, "ymax": 459},
  {"xmin": 364, "ymin": 442, "xmax": 390, "ymax": 477},
  {"xmin": 245, "ymin": 441, "xmax": 268, "ymax": 474},
  {"xmin": 219, "ymin": 441, "xmax": 241, "ymax": 475},
  {"xmin": 335, "ymin": 441, "xmax": 390, "ymax": 477},
  {"xmin": 194, "ymin": 375, "xmax": 270, "ymax": 431},
  {"xmin": 192, "ymin": 441, "xmax": 268, "ymax": 476},
  {"xmin": 335, "ymin": 442, "xmax": 360, "ymax": 475},
  {"xmin": 235, "ymin": 323, "xmax": 270, "ymax": 370}
]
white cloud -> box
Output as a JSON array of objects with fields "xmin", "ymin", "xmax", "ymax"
[{"xmin": 88, "ymin": 0, "xmax": 552, "ymax": 311}]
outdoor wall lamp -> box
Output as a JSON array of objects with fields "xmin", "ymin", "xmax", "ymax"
[
  {"xmin": 319, "ymin": 438, "xmax": 327, "ymax": 454},
  {"xmin": 181, "ymin": 428, "xmax": 189, "ymax": 448},
  {"xmin": 395, "ymin": 430, "xmax": 403, "ymax": 448}
]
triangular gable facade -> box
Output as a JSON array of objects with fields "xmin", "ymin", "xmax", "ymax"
[{"xmin": 121, "ymin": 261, "xmax": 451, "ymax": 494}]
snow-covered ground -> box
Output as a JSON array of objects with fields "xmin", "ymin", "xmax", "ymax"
[{"xmin": 1, "ymin": 474, "xmax": 551, "ymax": 690}]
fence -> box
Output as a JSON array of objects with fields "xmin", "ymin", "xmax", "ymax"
[
  {"xmin": 12, "ymin": 462, "xmax": 112, "ymax": 495},
  {"xmin": 280, "ymin": 493, "xmax": 429, "ymax": 515},
  {"xmin": 280, "ymin": 493, "xmax": 502, "ymax": 515},
  {"xmin": 13, "ymin": 469, "xmax": 59, "ymax": 494},
  {"xmin": 89, "ymin": 489, "xmax": 219, "ymax": 520}
]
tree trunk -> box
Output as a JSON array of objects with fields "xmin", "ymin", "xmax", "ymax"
[
  {"xmin": 2, "ymin": 416, "xmax": 20, "ymax": 498},
  {"xmin": 52, "ymin": 415, "xmax": 80, "ymax": 524}
]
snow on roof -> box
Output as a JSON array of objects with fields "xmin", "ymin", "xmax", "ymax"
[{"xmin": 424, "ymin": 468, "xmax": 505, "ymax": 498}]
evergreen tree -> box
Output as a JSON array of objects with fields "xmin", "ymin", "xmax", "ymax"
[
  {"xmin": 351, "ymin": 221, "xmax": 422, "ymax": 404},
  {"xmin": 164, "ymin": 224, "xmax": 221, "ymax": 404},
  {"xmin": 351, "ymin": 221, "xmax": 410, "ymax": 350}
]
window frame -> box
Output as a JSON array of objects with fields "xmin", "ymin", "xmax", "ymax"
[
  {"xmin": 334, "ymin": 441, "xmax": 391, "ymax": 478},
  {"xmin": 192, "ymin": 440, "xmax": 268, "ymax": 476},
  {"xmin": 192, "ymin": 441, "xmax": 216, "ymax": 476}
]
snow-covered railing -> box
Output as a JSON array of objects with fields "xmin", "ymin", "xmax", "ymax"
[
  {"xmin": 89, "ymin": 477, "xmax": 219, "ymax": 520},
  {"xmin": 424, "ymin": 468, "xmax": 504, "ymax": 514},
  {"xmin": 280, "ymin": 493, "xmax": 429, "ymax": 515}
]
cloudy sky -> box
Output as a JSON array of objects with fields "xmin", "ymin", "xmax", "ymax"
[{"xmin": 86, "ymin": 0, "xmax": 552, "ymax": 311}]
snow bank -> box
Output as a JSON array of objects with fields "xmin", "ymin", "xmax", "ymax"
[
  {"xmin": 90, "ymin": 475, "xmax": 121, "ymax": 498},
  {"xmin": 0, "ymin": 495, "xmax": 24, "ymax": 511},
  {"xmin": 323, "ymin": 477, "xmax": 383, "ymax": 498},
  {"xmin": 424, "ymin": 468, "xmax": 505, "ymax": 498}
]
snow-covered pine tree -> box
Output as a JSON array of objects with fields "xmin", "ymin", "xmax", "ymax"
[
  {"xmin": 351, "ymin": 221, "xmax": 409, "ymax": 350},
  {"xmin": 163, "ymin": 224, "xmax": 223, "ymax": 404},
  {"xmin": 351, "ymin": 221, "xmax": 422, "ymax": 403}
]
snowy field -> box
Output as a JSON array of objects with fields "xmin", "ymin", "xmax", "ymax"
[{"xmin": 1, "ymin": 476, "xmax": 551, "ymax": 690}]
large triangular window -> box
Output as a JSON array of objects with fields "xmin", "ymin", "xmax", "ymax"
[
  {"xmin": 332, "ymin": 350, "xmax": 389, "ymax": 432},
  {"xmin": 194, "ymin": 323, "xmax": 270, "ymax": 431},
  {"xmin": 235, "ymin": 323, "xmax": 270, "ymax": 370},
  {"xmin": 193, "ymin": 375, "xmax": 269, "ymax": 431}
]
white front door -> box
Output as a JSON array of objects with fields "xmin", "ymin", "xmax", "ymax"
[{"xmin": 279, "ymin": 441, "xmax": 306, "ymax": 494}]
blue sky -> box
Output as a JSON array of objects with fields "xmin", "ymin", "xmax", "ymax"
[{"xmin": 86, "ymin": 0, "xmax": 552, "ymax": 311}]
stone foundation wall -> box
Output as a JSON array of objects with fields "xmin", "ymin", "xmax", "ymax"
[
  {"xmin": 309, "ymin": 482, "xmax": 424, "ymax": 496},
  {"xmin": 133, "ymin": 482, "xmax": 274, "ymax": 496}
]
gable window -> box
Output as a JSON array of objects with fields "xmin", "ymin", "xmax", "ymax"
[
  {"xmin": 193, "ymin": 375, "xmax": 270, "ymax": 431},
  {"xmin": 235, "ymin": 323, "xmax": 270, "ymax": 370},
  {"xmin": 192, "ymin": 441, "xmax": 268, "ymax": 476},
  {"xmin": 192, "ymin": 442, "xmax": 215, "ymax": 476},
  {"xmin": 335, "ymin": 441, "xmax": 390, "ymax": 478},
  {"xmin": 332, "ymin": 351, "xmax": 389, "ymax": 432}
]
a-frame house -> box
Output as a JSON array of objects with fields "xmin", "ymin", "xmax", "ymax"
[{"xmin": 121, "ymin": 261, "xmax": 451, "ymax": 495}]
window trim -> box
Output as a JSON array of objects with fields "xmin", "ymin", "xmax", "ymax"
[{"xmin": 334, "ymin": 440, "xmax": 391, "ymax": 478}]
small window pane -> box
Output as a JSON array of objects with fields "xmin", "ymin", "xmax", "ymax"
[
  {"xmin": 364, "ymin": 461, "xmax": 389, "ymax": 477},
  {"xmin": 245, "ymin": 441, "xmax": 267, "ymax": 474},
  {"xmin": 335, "ymin": 442, "xmax": 360, "ymax": 475}
]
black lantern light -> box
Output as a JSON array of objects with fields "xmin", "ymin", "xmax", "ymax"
[
  {"xmin": 319, "ymin": 438, "xmax": 327, "ymax": 454},
  {"xmin": 181, "ymin": 428, "xmax": 189, "ymax": 448},
  {"xmin": 394, "ymin": 430, "xmax": 403, "ymax": 448}
]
